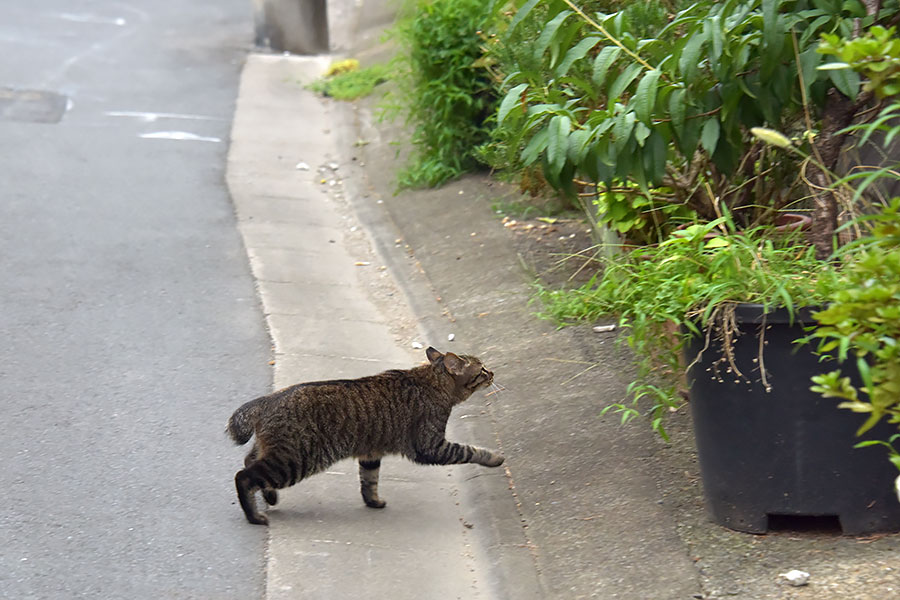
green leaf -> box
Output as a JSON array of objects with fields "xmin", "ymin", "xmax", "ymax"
[
  {"xmin": 567, "ymin": 127, "xmax": 592, "ymax": 165},
  {"xmin": 608, "ymin": 64, "xmax": 643, "ymax": 101},
  {"xmin": 799, "ymin": 47, "xmax": 822, "ymax": 95},
  {"xmin": 801, "ymin": 14, "xmax": 835, "ymax": 46},
  {"xmin": 633, "ymin": 122, "xmax": 651, "ymax": 146},
  {"xmin": 700, "ymin": 118, "xmax": 720, "ymax": 154},
  {"xmin": 705, "ymin": 237, "xmax": 730, "ymax": 249},
  {"xmin": 508, "ymin": 0, "xmax": 541, "ymax": 35},
  {"xmin": 678, "ymin": 115, "xmax": 702, "ymax": 158},
  {"xmin": 858, "ymin": 356, "xmax": 875, "ymax": 396},
  {"xmin": 498, "ymin": 83, "xmax": 528, "ymax": 125},
  {"xmin": 762, "ymin": 0, "xmax": 784, "ymax": 60},
  {"xmin": 705, "ymin": 16, "xmax": 724, "ymax": 72},
  {"xmin": 762, "ymin": 0, "xmax": 777, "ymax": 39},
  {"xmin": 776, "ymin": 284, "xmax": 794, "ymax": 315},
  {"xmin": 818, "ymin": 62, "xmax": 852, "ymax": 71},
  {"xmin": 521, "ymin": 128, "xmax": 549, "ymax": 166},
  {"xmin": 854, "ymin": 440, "xmax": 891, "ymax": 449},
  {"xmin": 556, "ymin": 36, "xmax": 601, "ymax": 77},
  {"xmin": 668, "ymin": 88, "xmax": 686, "ymax": 136},
  {"xmin": 857, "ymin": 412, "xmax": 882, "ymax": 436},
  {"xmin": 679, "ymin": 31, "xmax": 707, "ymax": 82},
  {"xmin": 612, "ymin": 110, "xmax": 637, "ymax": 144},
  {"xmin": 546, "ymin": 114, "xmax": 571, "ymax": 177},
  {"xmin": 633, "ymin": 69, "xmax": 661, "ymax": 124},
  {"xmin": 842, "ymin": 0, "xmax": 866, "ymax": 18},
  {"xmin": 550, "ymin": 19, "xmax": 588, "ymax": 70},
  {"xmin": 856, "ymin": 104, "xmax": 900, "ymax": 147},
  {"xmin": 819, "ymin": 340, "xmax": 840, "ymax": 353},
  {"xmin": 829, "ymin": 65, "xmax": 861, "ymax": 99},
  {"xmin": 592, "ymin": 46, "xmax": 622, "ymax": 90},
  {"xmin": 534, "ymin": 10, "xmax": 573, "ymax": 61},
  {"xmin": 645, "ymin": 130, "xmax": 668, "ymax": 185}
]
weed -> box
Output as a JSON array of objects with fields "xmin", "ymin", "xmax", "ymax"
[
  {"xmin": 537, "ymin": 218, "xmax": 842, "ymax": 439},
  {"xmin": 307, "ymin": 62, "xmax": 392, "ymax": 101}
]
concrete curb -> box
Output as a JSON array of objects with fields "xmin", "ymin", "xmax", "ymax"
[{"xmin": 332, "ymin": 102, "xmax": 549, "ymax": 599}]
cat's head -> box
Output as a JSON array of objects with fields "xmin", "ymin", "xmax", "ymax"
[{"xmin": 426, "ymin": 346, "xmax": 493, "ymax": 395}]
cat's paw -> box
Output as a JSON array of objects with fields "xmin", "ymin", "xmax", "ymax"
[
  {"xmin": 364, "ymin": 498, "xmax": 387, "ymax": 509},
  {"xmin": 262, "ymin": 489, "xmax": 279, "ymax": 506},
  {"xmin": 483, "ymin": 454, "xmax": 505, "ymax": 468},
  {"xmin": 246, "ymin": 512, "xmax": 269, "ymax": 526}
]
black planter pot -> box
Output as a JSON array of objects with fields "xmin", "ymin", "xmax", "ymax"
[{"xmin": 685, "ymin": 303, "xmax": 900, "ymax": 535}]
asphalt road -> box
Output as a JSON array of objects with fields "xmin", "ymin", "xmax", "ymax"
[{"xmin": 0, "ymin": 2, "xmax": 270, "ymax": 598}]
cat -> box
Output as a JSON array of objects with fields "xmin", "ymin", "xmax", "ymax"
[{"xmin": 226, "ymin": 346, "xmax": 504, "ymax": 525}]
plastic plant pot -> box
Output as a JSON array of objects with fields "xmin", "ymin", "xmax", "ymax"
[{"xmin": 684, "ymin": 303, "xmax": 900, "ymax": 535}]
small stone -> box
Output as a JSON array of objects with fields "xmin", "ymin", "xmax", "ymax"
[
  {"xmin": 593, "ymin": 324, "xmax": 616, "ymax": 333},
  {"xmin": 411, "ymin": 341, "xmax": 424, "ymax": 349},
  {"xmin": 778, "ymin": 570, "xmax": 810, "ymax": 587},
  {"xmin": 295, "ymin": 161, "xmax": 310, "ymax": 170},
  {"xmin": 447, "ymin": 333, "xmax": 455, "ymax": 342}
]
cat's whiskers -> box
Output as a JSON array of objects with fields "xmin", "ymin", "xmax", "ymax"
[{"xmin": 484, "ymin": 381, "xmax": 508, "ymax": 398}]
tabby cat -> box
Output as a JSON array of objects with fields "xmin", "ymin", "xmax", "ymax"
[{"xmin": 227, "ymin": 346, "xmax": 504, "ymax": 525}]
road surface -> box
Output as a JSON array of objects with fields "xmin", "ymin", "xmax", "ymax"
[{"xmin": 0, "ymin": 2, "xmax": 270, "ymax": 597}]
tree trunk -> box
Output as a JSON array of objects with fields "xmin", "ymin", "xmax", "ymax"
[
  {"xmin": 808, "ymin": 89, "xmax": 873, "ymax": 259},
  {"xmin": 808, "ymin": 0, "xmax": 881, "ymax": 260}
]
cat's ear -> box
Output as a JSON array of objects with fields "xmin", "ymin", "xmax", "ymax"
[
  {"xmin": 442, "ymin": 352, "xmax": 465, "ymax": 375},
  {"xmin": 426, "ymin": 347, "xmax": 443, "ymax": 364}
]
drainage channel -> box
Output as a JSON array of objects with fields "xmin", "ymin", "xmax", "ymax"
[{"xmin": 0, "ymin": 88, "xmax": 69, "ymax": 123}]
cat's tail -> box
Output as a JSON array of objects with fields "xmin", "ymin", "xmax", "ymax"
[{"xmin": 227, "ymin": 397, "xmax": 265, "ymax": 445}]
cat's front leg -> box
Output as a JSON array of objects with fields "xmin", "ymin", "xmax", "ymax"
[
  {"xmin": 358, "ymin": 455, "xmax": 386, "ymax": 508},
  {"xmin": 414, "ymin": 440, "xmax": 504, "ymax": 468}
]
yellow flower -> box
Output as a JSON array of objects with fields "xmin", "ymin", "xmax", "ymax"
[{"xmin": 750, "ymin": 127, "xmax": 792, "ymax": 149}]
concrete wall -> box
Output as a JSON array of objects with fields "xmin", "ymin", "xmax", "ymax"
[{"xmin": 252, "ymin": 0, "xmax": 329, "ymax": 55}]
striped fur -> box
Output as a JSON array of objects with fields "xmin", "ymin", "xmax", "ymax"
[{"xmin": 227, "ymin": 347, "xmax": 503, "ymax": 525}]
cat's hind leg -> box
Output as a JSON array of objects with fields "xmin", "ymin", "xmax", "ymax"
[
  {"xmin": 358, "ymin": 455, "xmax": 386, "ymax": 509},
  {"xmin": 235, "ymin": 453, "xmax": 302, "ymax": 525},
  {"xmin": 235, "ymin": 466, "xmax": 269, "ymax": 525},
  {"xmin": 244, "ymin": 444, "xmax": 278, "ymax": 506},
  {"xmin": 262, "ymin": 488, "xmax": 279, "ymax": 506}
]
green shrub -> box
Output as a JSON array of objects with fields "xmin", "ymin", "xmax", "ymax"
[
  {"xmin": 806, "ymin": 20, "xmax": 900, "ymax": 471},
  {"xmin": 391, "ymin": 0, "xmax": 498, "ymax": 188},
  {"xmin": 486, "ymin": 0, "xmax": 898, "ymax": 247},
  {"xmin": 811, "ymin": 198, "xmax": 900, "ymax": 471}
]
